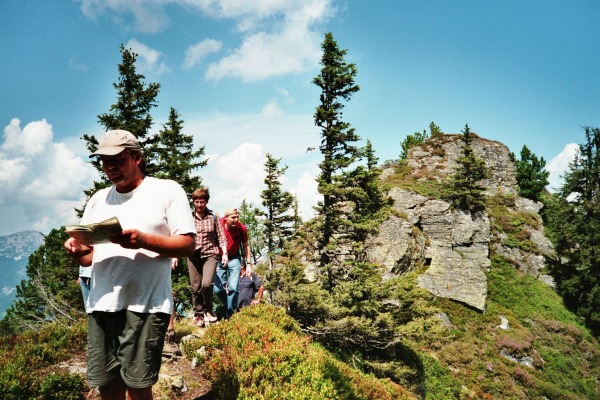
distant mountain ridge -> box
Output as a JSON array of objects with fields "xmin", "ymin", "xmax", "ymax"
[
  {"xmin": 0, "ymin": 230, "xmax": 44, "ymax": 260},
  {"xmin": 0, "ymin": 231, "xmax": 44, "ymax": 318}
]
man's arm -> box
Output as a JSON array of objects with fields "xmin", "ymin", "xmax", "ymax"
[
  {"xmin": 251, "ymin": 284, "xmax": 265, "ymax": 305},
  {"xmin": 110, "ymin": 231, "xmax": 195, "ymax": 258},
  {"xmin": 64, "ymin": 238, "xmax": 93, "ymax": 266}
]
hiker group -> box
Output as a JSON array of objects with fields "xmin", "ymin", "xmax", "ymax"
[{"xmin": 66, "ymin": 129, "xmax": 263, "ymax": 400}]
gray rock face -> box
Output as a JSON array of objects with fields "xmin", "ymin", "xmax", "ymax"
[
  {"xmin": 407, "ymin": 134, "xmax": 518, "ymax": 196},
  {"xmin": 367, "ymin": 134, "xmax": 555, "ymax": 311},
  {"xmin": 368, "ymin": 188, "xmax": 490, "ymax": 310}
]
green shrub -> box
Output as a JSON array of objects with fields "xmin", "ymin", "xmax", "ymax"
[
  {"xmin": 188, "ymin": 304, "xmax": 415, "ymax": 399},
  {"xmin": 39, "ymin": 372, "xmax": 84, "ymax": 400},
  {"xmin": 0, "ymin": 320, "xmax": 87, "ymax": 400}
]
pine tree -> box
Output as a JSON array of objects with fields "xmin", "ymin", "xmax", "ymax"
[
  {"xmin": 515, "ymin": 145, "xmax": 549, "ymax": 201},
  {"xmin": 313, "ymin": 32, "xmax": 361, "ymax": 268},
  {"xmin": 150, "ymin": 107, "xmax": 207, "ymax": 192},
  {"xmin": 544, "ymin": 127, "xmax": 600, "ymax": 335},
  {"xmin": 239, "ymin": 199, "xmax": 266, "ymax": 265},
  {"xmin": 1, "ymin": 229, "xmax": 82, "ymax": 334},
  {"xmin": 260, "ymin": 154, "xmax": 296, "ymax": 268},
  {"xmin": 444, "ymin": 125, "xmax": 489, "ymax": 211},
  {"xmin": 78, "ymin": 44, "xmax": 161, "ymax": 215},
  {"xmin": 400, "ymin": 130, "xmax": 428, "ymax": 160},
  {"xmin": 345, "ymin": 140, "xmax": 393, "ymax": 243},
  {"xmin": 149, "ymin": 107, "xmax": 208, "ymax": 312},
  {"xmin": 278, "ymin": 33, "xmax": 397, "ymax": 359}
]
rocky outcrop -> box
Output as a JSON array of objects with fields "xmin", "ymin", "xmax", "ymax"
[
  {"xmin": 406, "ymin": 134, "xmax": 518, "ymax": 196},
  {"xmin": 367, "ymin": 134, "xmax": 555, "ymax": 311}
]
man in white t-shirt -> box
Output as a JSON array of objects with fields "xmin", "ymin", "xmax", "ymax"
[{"xmin": 64, "ymin": 129, "xmax": 195, "ymax": 400}]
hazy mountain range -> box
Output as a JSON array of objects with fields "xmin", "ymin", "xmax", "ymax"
[{"xmin": 0, "ymin": 231, "xmax": 44, "ymax": 318}]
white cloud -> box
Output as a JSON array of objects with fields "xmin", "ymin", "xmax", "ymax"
[
  {"xmin": 546, "ymin": 143, "xmax": 578, "ymax": 192},
  {"xmin": 182, "ymin": 105, "xmax": 321, "ymax": 221},
  {"xmin": 125, "ymin": 38, "xmax": 170, "ymax": 76},
  {"xmin": 292, "ymin": 171, "xmax": 318, "ymax": 220},
  {"xmin": 205, "ymin": 21, "xmax": 322, "ymax": 82},
  {"xmin": 204, "ymin": 0, "xmax": 333, "ymax": 81},
  {"xmin": 0, "ymin": 119, "xmax": 98, "ymax": 235},
  {"xmin": 183, "ymin": 39, "xmax": 223, "ymax": 70},
  {"xmin": 79, "ymin": 0, "xmax": 171, "ymax": 34},
  {"xmin": 78, "ymin": 0, "xmax": 333, "ymax": 81}
]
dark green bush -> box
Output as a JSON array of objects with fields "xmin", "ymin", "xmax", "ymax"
[
  {"xmin": 39, "ymin": 372, "xmax": 84, "ymax": 400},
  {"xmin": 187, "ymin": 304, "xmax": 415, "ymax": 400}
]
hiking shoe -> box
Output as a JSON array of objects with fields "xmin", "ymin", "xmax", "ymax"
[
  {"xmin": 205, "ymin": 311, "xmax": 218, "ymax": 323},
  {"xmin": 193, "ymin": 315, "xmax": 204, "ymax": 326}
]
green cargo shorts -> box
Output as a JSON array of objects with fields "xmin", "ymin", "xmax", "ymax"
[{"xmin": 87, "ymin": 310, "xmax": 170, "ymax": 389}]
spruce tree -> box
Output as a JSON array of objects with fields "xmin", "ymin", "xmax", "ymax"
[
  {"xmin": 544, "ymin": 127, "xmax": 600, "ymax": 335},
  {"xmin": 515, "ymin": 145, "xmax": 549, "ymax": 201},
  {"xmin": 150, "ymin": 107, "xmax": 207, "ymax": 193},
  {"xmin": 345, "ymin": 140, "xmax": 392, "ymax": 243},
  {"xmin": 444, "ymin": 125, "xmax": 489, "ymax": 211},
  {"xmin": 260, "ymin": 154, "xmax": 296, "ymax": 268},
  {"xmin": 1, "ymin": 228, "xmax": 81, "ymax": 333},
  {"xmin": 279, "ymin": 33, "xmax": 397, "ymax": 359},
  {"xmin": 78, "ymin": 44, "xmax": 161, "ymax": 215},
  {"xmin": 149, "ymin": 107, "xmax": 208, "ymax": 312},
  {"xmin": 239, "ymin": 199, "xmax": 266, "ymax": 266},
  {"xmin": 313, "ymin": 32, "xmax": 361, "ymax": 269}
]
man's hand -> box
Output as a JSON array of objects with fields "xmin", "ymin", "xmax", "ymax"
[
  {"xmin": 64, "ymin": 237, "xmax": 92, "ymax": 257},
  {"xmin": 110, "ymin": 229, "xmax": 145, "ymax": 249}
]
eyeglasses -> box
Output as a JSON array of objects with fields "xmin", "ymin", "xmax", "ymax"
[{"xmin": 100, "ymin": 152, "xmax": 131, "ymax": 165}]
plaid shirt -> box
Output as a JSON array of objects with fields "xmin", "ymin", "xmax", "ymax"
[{"xmin": 193, "ymin": 209, "xmax": 227, "ymax": 257}]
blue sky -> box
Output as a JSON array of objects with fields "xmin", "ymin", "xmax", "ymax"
[{"xmin": 1, "ymin": 0, "xmax": 599, "ymax": 236}]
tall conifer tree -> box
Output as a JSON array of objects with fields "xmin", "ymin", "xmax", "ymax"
[
  {"xmin": 545, "ymin": 127, "xmax": 600, "ymax": 335},
  {"xmin": 260, "ymin": 154, "xmax": 296, "ymax": 268},
  {"xmin": 313, "ymin": 32, "xmax": 360, "ymax": 270},
  {"xmin": 78, "ymin": 44, "xmax": 160, "ymax": 214}
]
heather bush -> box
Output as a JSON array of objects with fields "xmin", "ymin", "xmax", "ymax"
[
  {"xmin": 186, "ymin": 304, "xmax": 415, "ymax": 399},
  {"xmin": 0, "ymin": 320, "xmax": 87, "ymax": 400}
]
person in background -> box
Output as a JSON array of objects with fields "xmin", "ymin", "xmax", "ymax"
[
  {"xmin": 64, "ymin": 129, "xmax": 196, "ymax": 400},
  {"xmin": 187, "ymin": 187, "xmax": 228, "ymax": 326},
  {"xmin": 214, "ymin": 208, "xmax": 253, "ymax": 319},
  {"xmin": 236, "ymin": 263, "xmax": 264, "ymax": 309},
  {"xmin": 78, "ymin": 265, "xmax": 91, "ymax": 312}
]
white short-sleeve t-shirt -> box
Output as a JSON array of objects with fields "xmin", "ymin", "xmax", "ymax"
[{"xmin": 81, "ymin": 177, "xmax": 195, "ymax": 314}]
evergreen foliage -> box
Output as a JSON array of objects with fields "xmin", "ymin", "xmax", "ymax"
[
  {"xmin": 271, "ymin": 32, "xmax": 396, "ymax": 366},
  {"xmin": 0, "ymin": 228, "xmax": 82, "ymax": 335},
  {"xmin": 260, "ymin": 154, "xmax": 296, "ymax": 268},
  {"xmin": 149, "ymin": 106, "xmax": 208, "ymax": 313},
  {"xmin": 313, "ymin": 31, "xmax": 361, "ymax": 264},
  {"xmin": 150, "ymin": 107, "xmax": 207, "ymax": 194},
  {"xmin": 238, "ymin": 199, "xmax": 266, "ymax": 265},
  {"xmin": 514, "ymin": 145, "xmax": 549, "ymax": 201},
  {"xmin": 443, "ymin": 125, "xmax": 490, "ymax": 211},
  {"xmin": 4, "ymin": 45, "xmax": 207, "ymax": 332},
  {"xmin": 399, "ymin": 122, "xmax": 443, "ymax": 160},
  {"xmin": 78, "ymin": 44, "xmax": 161, "ymax": 216},
  {"xmin": 543, "ymin": 127, "xmax": 600, "ymax": 336}
]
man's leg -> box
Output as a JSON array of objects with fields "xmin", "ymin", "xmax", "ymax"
[
  {"xmin": 98, "ymin": 375, "xmax": 127, "ymax": 400},
  {"xmin": 127, "ymin": 386, "xmax": 153, "ymax": 400},
  {"xmin": 213, "ymin": 261, "xmax": 228, "ymax": 317},
  {"xmin": 187, "ymin": 251, "xmax": 203, "ymax": 320},
  {"xmin": 226, "ymin": 257, "xmax": 242, "ymax": 318}
]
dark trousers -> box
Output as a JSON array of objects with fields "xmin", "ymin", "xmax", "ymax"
[{"xmin": 187, "ymin": 251, "xmax": 218, "ymax": 317}]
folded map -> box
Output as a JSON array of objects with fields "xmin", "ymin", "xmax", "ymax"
[{"xmin": 65, "ymin": 217, "xmax": 123, "ymax": 245}]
